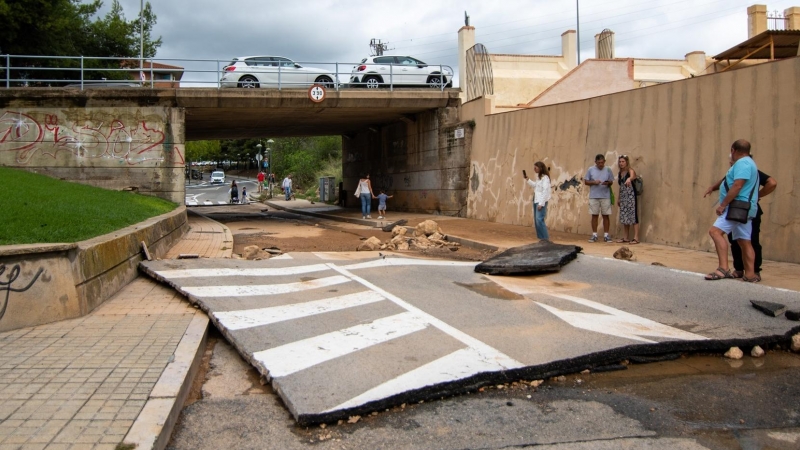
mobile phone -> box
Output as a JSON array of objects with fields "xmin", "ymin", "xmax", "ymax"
[{"xmin": 522, "ymin": 170, "xmax": 527, "ymax": 178}]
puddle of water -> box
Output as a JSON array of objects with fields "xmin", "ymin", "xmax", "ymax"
[
  {"xmin": 488, "ymin": 274, "xmax": 592, "ymax": 296},
  {"xmin": 454, "ymin": 281, "xmax": 525, "ymax": 300}
]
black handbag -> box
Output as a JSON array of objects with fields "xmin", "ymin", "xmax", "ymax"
[{"xmin": 723, "ymin": 179, "xmax": 757, "ymax": 224}]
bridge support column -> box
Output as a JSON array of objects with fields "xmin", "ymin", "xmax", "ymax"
[{"xmin": 342, "ymin": 106, "xmax": 472, "ymax": 216}]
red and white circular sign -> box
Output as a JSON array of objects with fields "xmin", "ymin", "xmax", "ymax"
[{"xmin": 308, "ymin": 84, "xmax": 326, "ymax": 103}]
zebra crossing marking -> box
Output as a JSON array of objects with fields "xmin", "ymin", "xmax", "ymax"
[
  {"xmin": 181, "ymin": 274, "xmax": 349, "ymax": 298},
  {"xmin": 213, "ymin": 291, "xmax": 386, "ymax": 331},
  {"xmin": 254, "ymin": 312, "xmax": 428, "ymax": 378},
  {"xmin": 154, "ymin": 263, "xmax": 329, "ymax": 279}
]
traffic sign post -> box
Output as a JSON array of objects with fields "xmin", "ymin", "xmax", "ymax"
[{"xmin": 308, "ymin": 84, "xmax": 326, "ymax": 103}]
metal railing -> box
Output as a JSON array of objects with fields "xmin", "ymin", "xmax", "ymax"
[{"xmin": 1, "ymin": 55, "xmax": 454, "ymax": 91}]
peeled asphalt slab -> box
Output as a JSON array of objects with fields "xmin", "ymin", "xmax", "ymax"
[
  {"xmin": 139, "ymin": 254, "xmax": 800, "ymax": 425},
  {"xmin": 474, "ymin": 241, "xmax": 582, "ymax": 275}
]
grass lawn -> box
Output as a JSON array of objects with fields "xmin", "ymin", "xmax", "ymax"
[{"xmin": 0, "ymin": 167, "xmax": 178, "ymax": 245}]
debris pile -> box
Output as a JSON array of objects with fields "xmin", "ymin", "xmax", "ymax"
[
  {"xmin": 238, "ymin": 245, "xmax": 280, "ymax": 260},
  {"xmin": 356, "ymin": 220, "xmax": 460, "ymax": 252}
]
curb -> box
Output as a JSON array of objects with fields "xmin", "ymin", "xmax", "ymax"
[
  {"xmin": 263, "ymin": 201, "xmax": 501, "ymax": 253},
  {"xmin": 122, "ymin": 311, "xmax": 209, "ymax": 450}
]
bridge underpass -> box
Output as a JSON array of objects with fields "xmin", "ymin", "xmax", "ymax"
[{"xmin": 1, "ymin": 88, "xmax": 469, "ymax": 214}]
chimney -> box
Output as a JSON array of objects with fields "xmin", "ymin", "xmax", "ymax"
[
  {"xmin": 595, "ymin": 29, "xmax": 615, "ymax": 59},
  {"xmin": 747, "ymin": 4, "xmax": 767, "ymax": 38},
  {"xmin": 685, "ymin": 51, "xmax": 707, "ymax": 75},
  {"xmin": 458, "ymin": 25, "xmax": 476, "ymax": 93},
  {"xmin": 786, "ymin": 7, "xmax": 800, "ymax": 30},
  {"xmin": 562, "ymin": 30, "xmax": 577, "ymax": 69}
]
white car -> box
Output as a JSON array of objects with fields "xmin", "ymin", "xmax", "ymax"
[
  {"xmin": 210, "ymin": 171, "xmax": 225, "ymax": 184},
  {"xmin": 349, "ymin": 55, "xmax": 453, "ymax": 89},
  {"xmin": 220, "ymin": 56, "xmax": 336, "ymax": 89}
]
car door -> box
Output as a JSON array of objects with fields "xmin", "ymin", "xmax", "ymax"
[
  {"xmin": 398, "ymin": 56, "xmax": 429, "ymax": 85},
  {"xmin": 371, "ymin": 56, "xmax": 396, "ymax": 85},
  {"xmin": 245, "ymin": 57, "xmax": 277, "ymax": 86},
  {"xmin": 275, "ymin": 57, "xmax": 306, "ymax": 88}
]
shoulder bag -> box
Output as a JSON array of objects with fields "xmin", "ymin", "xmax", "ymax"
[{"xmin": 723, "ymin": 178, "xmax": 757, "ymax": 224}]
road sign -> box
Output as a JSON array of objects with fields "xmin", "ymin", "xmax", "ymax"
[
  {"xmin": 454, "ymin": 128, "xmax": 465, "ymax": 139},
  {"xmin": 308, "ymin": 84, "xmax": 326, "ymax": 103},
  {"xmin": 256, "ymin": 153, "xmax": 263, "ymax": 162}
]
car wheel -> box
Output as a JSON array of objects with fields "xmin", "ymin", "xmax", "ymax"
[
  {"xmin": 364, "ymin": 76, "xmax": 381, "ymax": 89},
  {"xmin": 238, "ymin": 76, "xmax": 259, "ymax": 88},
  {"xmin": 315, "ymin": 76, "xmax": 334, "ymax": 88},
  {"xmin": 428, "ymin": 75, "xmax": 443, "ymax": 88}
]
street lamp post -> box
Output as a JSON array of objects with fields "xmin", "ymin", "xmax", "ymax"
[{"xmin": 266, "ymin": 139, "xmax": 274, "ymax": 199}]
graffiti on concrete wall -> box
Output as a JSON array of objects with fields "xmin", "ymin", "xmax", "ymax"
[
  {"xmin": 0, "ymin": 263, "xmax": 44, "ymax": 322},
  {"xmin": 0, "ymin": 110, "xmax": 178, "ymax": 165}
]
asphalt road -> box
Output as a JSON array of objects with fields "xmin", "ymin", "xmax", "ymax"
[
  {"xmin": 141, "ymin": 251, "xmax": 800, "ymax": 428},
  {"xmin": 185, "ymin": 177, "xmax": 259, "ymax": 205}
]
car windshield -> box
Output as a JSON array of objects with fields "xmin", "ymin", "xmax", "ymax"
[{"xmin": 212, "ymin": 172, "xmax": 223, "ymax": 177}]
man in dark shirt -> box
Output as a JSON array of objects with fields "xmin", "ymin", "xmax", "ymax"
[{"xmin": 705, "ymin": 167, "xmax": 777, "ymax": 281}]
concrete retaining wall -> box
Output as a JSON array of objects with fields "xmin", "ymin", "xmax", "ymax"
[
  {"xmin": 0, "ymin": 207, "xmax": 188, "ymax": 332},
  {"xmin": 462, "ymin": 56, "xmax": 800, "ymax": 263},
  {"xmin": 342, "ymin": 106, "xmax": 471, "ymax": 216},
  {"xmin": 0, "ymin": 105, "xmax": 185, "ymax": 203}
]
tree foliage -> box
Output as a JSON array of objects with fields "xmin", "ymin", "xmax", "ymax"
[
  {"xmin": 0, "ymin": 0, "xmax": 162, "ymax": 83},
  {"xmin": 186, "ymin": 136, "xmax": 343, "ymax": 189}
]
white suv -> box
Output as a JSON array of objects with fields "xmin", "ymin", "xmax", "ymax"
[
  {"xmin": 210, "ymin": 171, "xmax": 225, "ymax": 184},
  {"xmin": 349, "ymin": 55, "xmax": 453, "ymax": 89}
]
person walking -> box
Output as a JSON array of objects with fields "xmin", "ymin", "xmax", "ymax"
[
  {"xmin": 229, "ymin": 180, "xmax": 239, "ymax": 204},
  {"xmin": 257, "ymin": 171, "xmax": 265, "ymax": 193},
  {"xmin": 524, "ymin": 161, "xmax": 551, "ymax": 241},
  {"xmin": 705, "ymin": 158, "xmax": 776, "ymax": 282},
  {"xmin": 704, "ymin": 139, "xmax": 759, "ymax": 282},
  {"xmin": 584, "ymin": 154, "xmax": 615, "ymax": 242},
  {"xmin": 616, "ymin": 155, "xmax": 640, "ymax": 244},
  {"xmin": 354, "ymin": 173, "xmax": 375, "ymax": 219},
  {"xmin": 282, "ymin": 174, "xmax": 293, "ymax": 201}
]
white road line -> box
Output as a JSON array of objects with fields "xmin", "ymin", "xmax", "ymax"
[
  {"xmin": 213, "ymin": 291, "xmax": 386, "ymax": 331},
  {"xmin": 537, "ymin": 294, "xmax": 708, "ymax": 343},
  {"xmin": 271, "ymin": 254, "xmax": 294, "ymax": 260},
  {"xmin": 327, "ymin": 264, "xmax": 523, "ymax": 370},
  {"xmin": 342, "ymin": 258, "xmax": 478, "ymax": 270},
  {"xmin": 203, "ymin": 201, "xmax": 213, "ymax": 205},
  {"xmin": 255, "ymin": 312, "xmax": 428, "ymax": 378},
  {"xmin": 325, "ymin": 347, "xmax": 509, "ymax": 412},
  {"xmin": 186, "ymin": 201, "xmax": 198, "ymax": 206},
  {"xmin": 154, "ymin": 263, "xmax": 329, "ymax": 279},
  {"xmin": 181, "ymin": 275, "xmax": 350, "ymax": 298}
]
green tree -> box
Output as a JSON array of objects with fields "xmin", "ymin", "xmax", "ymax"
[{"xmin": 0, "ymin": 0, "xmax": 162, "ymax": 84}]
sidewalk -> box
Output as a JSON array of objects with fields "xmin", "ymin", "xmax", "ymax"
[
  {"xmin": 265, "ymin": 199, "xmax": 800, "ymax": 292},
  {"xmin": 0, "ymin": 213, "xmax": 231, "ymax": 450}
]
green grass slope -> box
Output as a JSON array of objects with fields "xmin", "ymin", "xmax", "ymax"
[{"xmin": 0, "ymin": 167, "xmax": 177, "ymax": 245}]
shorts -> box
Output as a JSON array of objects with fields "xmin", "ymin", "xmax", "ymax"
[
  {"xmin": 378, "ymin": 205, "xmax": 386, "ymax": 211},
  {"xmin": 588, "ymin": 198, "xmax": 612, "ymax": 216},
  {"xmin": 713, "ymin": 212, "xmax": 752, "ymax": 241}
]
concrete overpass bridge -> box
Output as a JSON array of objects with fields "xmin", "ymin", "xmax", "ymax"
[{"xmin": 0, "ymin": 88, "xmax": 469, "ymax": 213}]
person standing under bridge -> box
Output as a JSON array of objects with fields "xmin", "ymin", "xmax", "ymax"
[
  {"xmin": 354, "ymin": 173, "xmax": 375, "ymax": 219},
  {"xmin": 282, "ymin": 174, "xmax": 293, "ymax": 201}
]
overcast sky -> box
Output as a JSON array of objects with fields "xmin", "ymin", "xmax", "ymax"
[{"xmin": 105, "ymin": 0, "xmax": 795, "ymax": 86}]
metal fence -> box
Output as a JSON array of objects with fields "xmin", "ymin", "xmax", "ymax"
[{"xmin": 1, "ymin": 55, "xmax": 454, "ymax": 91}]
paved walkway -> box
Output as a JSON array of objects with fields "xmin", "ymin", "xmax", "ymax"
[
  {"xmin": 265, "ymin": 199, "xmax": 800, "ymax": 292},
  {"xmin": 0, "ymin": 213, "xmax": 231, "ymax": 449}
]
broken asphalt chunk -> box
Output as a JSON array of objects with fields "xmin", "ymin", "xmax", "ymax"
[
  {"xmin": 786, "ymin": 310, "xmax": 800, "ymax": 321},
  {"xmin": 474, "ymin": 241, "xmax": 582, "ymax": 275},
  {"xmin": 382, "ymin": 219, "xmax": 408, "ymax": 232},
  {"xmin": 750, "ymin": 300, "xmax": 787, "ymax": 317}
]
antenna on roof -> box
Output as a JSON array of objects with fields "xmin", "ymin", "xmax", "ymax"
[
  {"xmin": 369, "ymin": 39, "xmax": 391, "ymax": 56},
  {"xmin": 465, "ymin": 11, "xmax": 470, "ymax": 26}
]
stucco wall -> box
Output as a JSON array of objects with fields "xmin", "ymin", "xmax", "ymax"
[
  {"xmin": 342, "ymin": 106, "xmax": 470, "ymax": 215},
  {"xmin": 531, "ymin": 59, "xmax": 634, "ymax": 107},
  {"xmin": 0, "ymin": 106, "xmax": 185, "ymax": 203},
  {"xmin": 490, "ymin": 55, "xmax": 569, "ymax": 108},
  {"xmin": 463, "ymin": 56, "xmax": 800, "ymax": 263}
]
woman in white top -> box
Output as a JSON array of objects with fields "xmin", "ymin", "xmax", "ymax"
[
  {"xmin": 524, "ymin": 161, "xmax": 552, "ymax": 241},
  {"xmin": 355, "ymin": 173, "xmax": 376, "ymax": 219}
]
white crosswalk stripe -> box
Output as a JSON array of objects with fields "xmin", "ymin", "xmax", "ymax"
[
  {"xmin": 213, "ymin": 291, "xmax": 386, "ymax": 331},
  {"xmin": 181, "ymin": 275, "xmax": 349, "ymax": 297},
  {"xmin": 255, "ymin": 312, "xmax": 428, "ymax": 378},
  {"xmin": 156, "ymin": 263, "xmax": 329, "ymax": 279}
]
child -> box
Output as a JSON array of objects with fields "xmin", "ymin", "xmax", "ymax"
[
  {"xmin": 240, "ymin": 187, "xmax": 248, "ymax": 204},
  {"xmin": 377, "ymin": 190, "xmax": 393, "ymax": 219}
]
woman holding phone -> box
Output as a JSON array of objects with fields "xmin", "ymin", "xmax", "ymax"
[{"xmin": 524, "ymin": 161, "xmax": 552, "ymax": 241}]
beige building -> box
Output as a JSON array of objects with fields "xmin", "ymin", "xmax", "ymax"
[{"xmin": 459, "ymin": 4, "xmax": 800, "ymax": 112}]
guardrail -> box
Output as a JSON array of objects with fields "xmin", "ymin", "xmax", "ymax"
[{"xmin": 1, "ymin": 55, "xmax": 455, "ymax": 91}]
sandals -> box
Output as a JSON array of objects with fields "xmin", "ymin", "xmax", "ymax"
[
  {"xmin": 615, "ymin": 239, "xmax": 629, "ymax": 243},
  {"xmin": 731, "ymin": 270, "xmax": 744, "ymax": 279},
  {"xmin": 630, "ymin": 239, "xmax": 640, "ymax": 245},
  {"xmin": 742, "ymin": 276, "xmax": 760, "ymax": 283},
  {"xmin": 705, "ymin": 267, "xmax": 733, "ymax": 281}
]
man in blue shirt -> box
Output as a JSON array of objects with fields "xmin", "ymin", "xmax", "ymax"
[{"xmin": 705, "ymin": 140, "xmax": 759, "ymax": 281}]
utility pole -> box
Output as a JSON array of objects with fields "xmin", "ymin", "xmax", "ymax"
[
  {"xmin": 369, "ymin": 39, "xmax": 390, "ymax": 56},
  {"xmin": 139, "ymin": 0, "xmax": 144, "ymax": 82}
]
